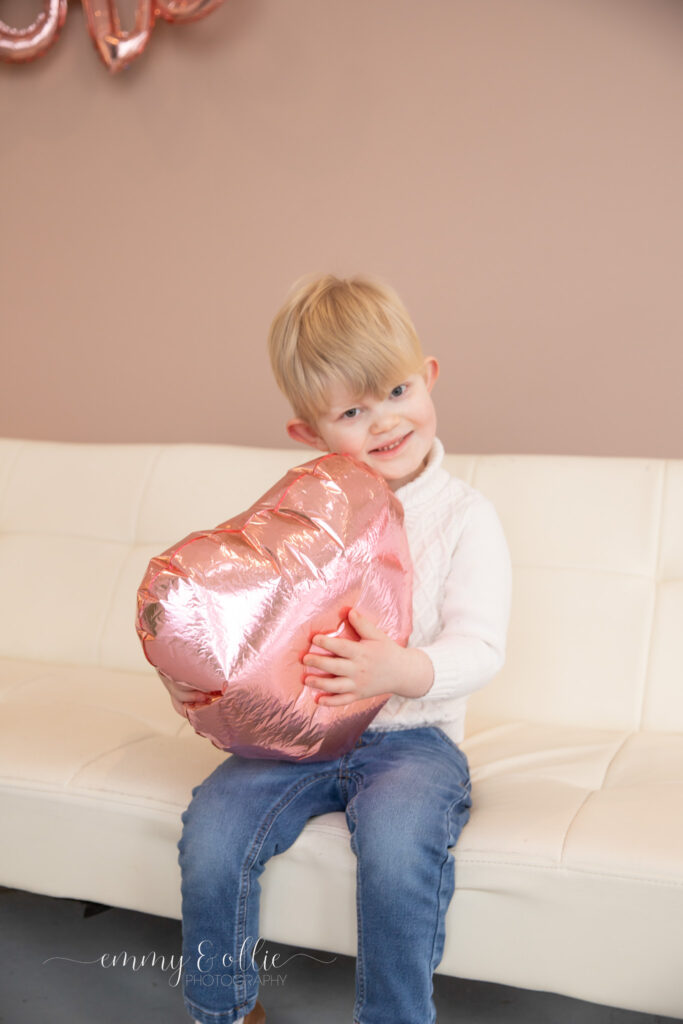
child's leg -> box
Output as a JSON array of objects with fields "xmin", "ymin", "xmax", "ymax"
[
  {"xmin": 177, "ymin": 752, "xmax": 345, "ymax": 1024},
  {"xmin": 343, "ymin": 726, "xmax": 472, "ymax": 1024}
]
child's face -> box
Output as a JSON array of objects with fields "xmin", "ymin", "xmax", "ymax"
[{"xmin": 287, "ymin": 357, "xmax": 439, "ymax": 491}]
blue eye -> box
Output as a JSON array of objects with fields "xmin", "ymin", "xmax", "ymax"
[
  {"xmin": 391, "ymin": 384, "xmax": 407, "ymax": 398},
  {"xmin": 342, "ymin": 408, "xmax": 360, "ymax": 419}
]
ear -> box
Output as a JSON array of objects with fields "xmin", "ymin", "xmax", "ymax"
[
  {"xmin": 422, "ymin": 356, "xmax": 440, "ymax": 393},
  {"xmin": 286, "ymin": 417, "xmax": 329, "ymax": 452}
]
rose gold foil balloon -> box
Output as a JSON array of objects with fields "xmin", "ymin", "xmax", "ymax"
[
  {"xmin": 155, "ymin": 0, "xmax": 225, "ymax": 22},
  {"xmin": 0, "ymin": 0, "xmax": 67, "ymax": 64},
  {"xmin": 83, "ymin": 0, "xmax": 155, "ymax": 73},
  {"xmin": 82, "ymin": 0, "xmax": 227, "ymax": 72},
  {"xmin": 0, "ymin": 0, "xmax": 228, "ymax": 71},
  {"xmin": 136, "ymin": 453, "xmax": 413, "ymax": 763}
]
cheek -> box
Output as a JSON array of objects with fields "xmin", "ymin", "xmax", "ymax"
[
  {"xmin": 419, "ymin": 400, "xmax": 437, "ymax": 430},
  {"xmin": 323, "ymin": 429, "xmax": 360, "ymax": 456},
  {"xmin": 337, "ymin": 423, "xmax": 365, "ymax": 448}
]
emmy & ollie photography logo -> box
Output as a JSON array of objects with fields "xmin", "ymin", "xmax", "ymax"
[{"xmin": 43, "ymin": 935, "xmax": 337, "ymax": 989}]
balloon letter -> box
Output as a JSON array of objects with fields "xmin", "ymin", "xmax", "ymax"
[
  {"xmin": 82, "ymin": 0, "xmax": 155, "ymax": 73},
  {"xmin": 155, "ymin": 0, "xmax": 225, "ymax": 23},
  {"xmin": 0, "ymin": 0, "xmax": 67, "ymax": 64}
]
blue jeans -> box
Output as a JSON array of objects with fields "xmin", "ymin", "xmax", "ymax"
[{"xmin": 177, "ymin": 725, "xmax": 472, "ymax": 1024}]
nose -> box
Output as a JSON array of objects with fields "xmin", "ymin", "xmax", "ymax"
[{"xmin": 370, "ymin": 404, "xmax": 400, "ymax": 434}]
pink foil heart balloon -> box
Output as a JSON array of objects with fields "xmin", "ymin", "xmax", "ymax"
[{"xmin": 136, "ymin": 453, "xmax": 413, "ymax": 762}]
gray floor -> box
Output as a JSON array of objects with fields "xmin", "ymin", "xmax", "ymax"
[{"xmin": 0, "ymin": 887, "xmax": 679, "ymax": 1024}]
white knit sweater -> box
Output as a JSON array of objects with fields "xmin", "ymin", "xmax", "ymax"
[{"xmin": 365, "ymin": 437, "xmax": 512, "ymax": 744}]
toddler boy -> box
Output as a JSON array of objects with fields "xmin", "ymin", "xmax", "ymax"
[{"xmin": 179, "ymin": 273, "xmax": 512, "ymax": 1024}]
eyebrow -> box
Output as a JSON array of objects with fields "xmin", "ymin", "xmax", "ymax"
[
  {"xmin": 324, "ymin": 393, "xmax": 362, "ymax": 415},
  {"xmin": 329, "ymin": 401, "xmax": 360, "ymax": 417},
  {"xmin": 326, "ymin": 371, "xmax": 416, "ymax": 417}
]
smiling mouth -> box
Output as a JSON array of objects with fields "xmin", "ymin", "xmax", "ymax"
[{"xmin": 371, "ymin": 432, "xmax": 411, "ymax": 453}]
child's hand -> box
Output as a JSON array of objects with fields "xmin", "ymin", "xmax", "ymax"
[
  {"xmin": 301, "ymin": 608, "xmax": 434, "ymax": 707},
  {"xmin": 157, "ymin": 670, "xmax": 215, "ymax": 718}
]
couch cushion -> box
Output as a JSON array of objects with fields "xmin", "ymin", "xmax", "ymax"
[
  {"xmin": 453, "ymin": 454, "xmax": 683, "ymax": 734},
  {"xmin": 3, "ymin": 662, "xmax": 683, "ymax": 885},
  {"xmin": 2, "ymin": 659, "xmax": 682, "ymax": 1014},
  {"xmin": 0, "ymin": 658, "xmax": 224, "ymax": 801}
]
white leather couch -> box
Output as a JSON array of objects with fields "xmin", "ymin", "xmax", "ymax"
[{"xmin": 1, "ymin": 438, "xmax": 682, "ymax": 1018}]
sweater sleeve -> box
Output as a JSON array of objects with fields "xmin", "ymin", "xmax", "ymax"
[{"xmin": 415, "ymin": 496, "xmax": 512, "ymax": 702}]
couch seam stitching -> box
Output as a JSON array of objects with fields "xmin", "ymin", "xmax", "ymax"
[
  {"xmin": 94, "ymin": 446, "xmax": 165, "ymax": 667},
  {"xmin": 130, "ymin": 446, "xmax": 166, "ymax": 545},
  {"xmin": 0, "ymin": 441, "xmax": 28, "ymax": 529},
  {"xmin": 558, "ymin": 731, "xmax": 633, "ymax": 864},
  {"xmin": 454, "ymin": 856, "xmax": 683, "ymax": 888},
  {"xmin": 65, "ymin": 730, "xmax": 157, "ymax": 785},
  {"xmin": 637, "ymin": 460, "xmax": 668, "ymax": 730},
  {"xmin": 0, "ymin": 778, "xmax": 184, "ymax": 813}
]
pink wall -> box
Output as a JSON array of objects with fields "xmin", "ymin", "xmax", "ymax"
[{"xmin": 2, "ymin": 0, "xmax": 682, "ymax": 456}]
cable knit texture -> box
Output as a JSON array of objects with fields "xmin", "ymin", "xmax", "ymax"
[{"xmin": 366, "ymin": 437, "xmax": 512, "ymax": 744}]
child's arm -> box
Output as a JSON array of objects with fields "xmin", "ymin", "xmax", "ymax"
[
  {"xmin": 303, "ymin": 496, "xmax": 512, "ymax": 706},
  {"xmin": 412, "ymin": 495, "xmax": 512, "ymax": 702}
]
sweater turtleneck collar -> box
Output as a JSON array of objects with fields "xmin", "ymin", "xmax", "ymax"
[{"xmin": 393, "ymin": 436, "xmax": 448, "ymax": 509}]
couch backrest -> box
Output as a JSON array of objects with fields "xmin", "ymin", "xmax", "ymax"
[{"xmin": 1, "ymin": 439, "xmax": 681, "ymax": 734}]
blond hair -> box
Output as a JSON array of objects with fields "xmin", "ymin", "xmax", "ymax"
[{"xmin": 267, "ymin": 273, "xmax": 425, "ymax": 424}]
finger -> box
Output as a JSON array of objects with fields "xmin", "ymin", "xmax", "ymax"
[
  {"xmin": 348, "ymin": 607, "xmax": 385, "ymax": 639},
  {"xmin": 311, "ymin": 634, "xmax": 360, "ymax": 658},
  {"xmin": 170, "ymin": 698, "xmax": 190, "ymax": 718},
  {"xmin": 314, "ymin": 690, "xmax": 359, "ymax": 707},
  {"xmin": 303, "ymin": 653, "xmax": 351, "ymax": 677},
  {"xmin": 305, "ymin": 674, "xmax": 354, "ymax": 693},
  {"xmin": 158, "ymin": 673, "xmax": 208, "ymax": 703}
]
